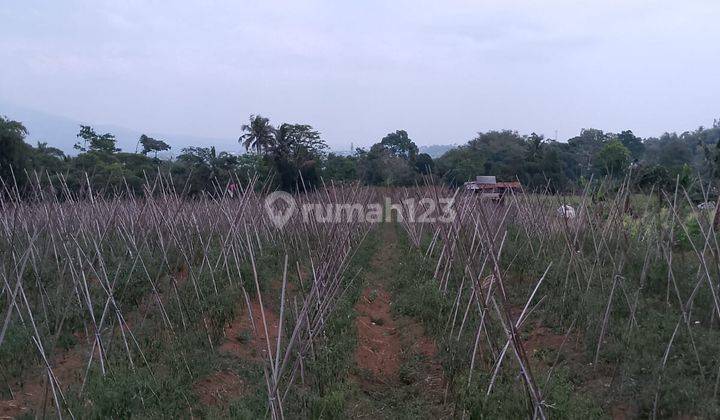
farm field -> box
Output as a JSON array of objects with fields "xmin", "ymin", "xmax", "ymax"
[
  {"xmin": 4, "ymin": 1, "xmax": 720, "ymax": 418},
  {"xmin": 1, "ymin": 180, "xmax": 720, "ymax": 419}
]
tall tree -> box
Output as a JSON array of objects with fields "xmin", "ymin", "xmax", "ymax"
[
  {"xmin": 270, "ymin": 123, "xmax": 326, "ymax": 190},
  {"xmin": 0, "ymin": 116, "xmax": 30, "ymax": 184},
  {"xmin": 380, "ymin": 130, "xmax": 418, "ymax": 160},
  {"xmin": 617, "ymin": 130, "xmax": 645, "ymax": 160},
  {"xmin": 139, "ymin": 134, "xmax": 171, "ymax": 158},
  {"xmin": 30, "ymin": 141, "xmax": 65, "ymax": 174},
  {"xmin": 357, "ymin": 142, "xmax": 417, "ymax": 186},
  {"xmin": 526, "ymin": 133, "xmax": 545, "ymax": 159},
  {"xmin": 239, "ymin": 115, "xmax": 275, "ymax": 153},
  {"xmin": 567, "ymin": 128, "xmax": 607, "ymax": 175},
  {"xmin": 271, "ymin": 124, "xmax": 324, "ymax": 159},
  {"xmin": 415, "ymin": 153, "xmax": 434, "ymax": 174},
  {"xmin": 595, "ymin": 139, "xmax": 631, "ymax": 177},
  {"xmin": 75, "ymin": 125, "xmax": 119, "ymax": 153}
]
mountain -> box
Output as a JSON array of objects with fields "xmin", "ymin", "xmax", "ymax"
[
  {"xmin": 1, "ymin": 102, "xmax": 458, "ymax": 158},
  {"xmin": 419, "ymin": 144, "xmax": 456, "ymax": 158},
  {"xmin": 0, "ymin": 102, "xmax": 242, "ymax": 156}
]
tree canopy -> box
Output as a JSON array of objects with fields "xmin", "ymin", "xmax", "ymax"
[
  {"xmin": 3, "ymin": 113, "xmax": 720, "ymax": 198},
  {"xmin": 139, "ymin": 134, "xmax": 171, "ymax": 157}
]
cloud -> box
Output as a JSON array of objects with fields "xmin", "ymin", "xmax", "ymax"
[{"xmin": 1, "ymin": 0, "xmax": 719, "ymax": 149}]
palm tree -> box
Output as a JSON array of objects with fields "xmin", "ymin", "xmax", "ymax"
[{"xmin": 239, "ymin": 115, "xmax": 275, "ymax": 153}]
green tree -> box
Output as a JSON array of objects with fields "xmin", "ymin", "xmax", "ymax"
[
  {"xmin": 434, "ymin": 145, "xmax": 484, "ymax": 186},
  {"xmin": 536, "ymin": 145, "xmax": 569, "ymax": 191},
  {"xmin": 468, "ymin": 130, "xmax": 526, "ymax": 180},
  {"xmin": 0, "ymin": 116, "xmax": 31, "ymax": 184},
  {"xmin": 35, "ymin": 141, "xmax": 64, "ymax": 159},
  {"xmin": 677, "ymin": 163, "xmax": 693, "ymax": 190},
  {"xmin": 75, "ymin": 125, "xmax": 119, "ymax": 153},
  {"xmin": 139, "ymin": 134, "xmax": 171, "ymax": 158},
  {"xmin": 635, "ymin": 164, "xmax": 671, "ymax": 202},
  {"xmin": 526, "ymin": 132, "xmax": 545, "ymax": 161},
  {"xmin": 355, "ymin": 147, "xmax": 382, "ymax": 185},
  {"xmin": 415, "ymin": 153, "xmax": 434, "ymax": 174},
  {"xmin": 568, "ymin": 128, "xmax": 609, "ymax": 177},
  {"xmin": 238, "ymin": 115, "xmax": 328, "ymax": 191},
  {"xmin": 270, "ymin": 123, "xmax": 326, "ymax": 190},
  {"xmin": 644, "ymin": 133, "xmax": 692, "ymax": 168},
  {"xmin": 175, "ymin": 146, "xmax": 240, "ymax": 194},
  {"xmin": 595, "ymin": 139, "xmax": 630, "ymax": 177},
  {"xmin": 30, "ymin": 141, "xmax": 66, "ymax": 174},
  {"xmin": 239, "ymin": 115, "xmax": 275, "ymax": 153},
  {"xmin": 380, "ymin": 130, "xmax": 418, "ymax": 160},
  {"xmin": 617, "ymin": 130, "xmax": 644, "ymax": 160},
  {"xmin": 323, "ymin": 153, "xmax": 358, "ymax": 181},
  {"xmin": 357, "ymin": 143, "xmax": 417, "ymax": 186}
]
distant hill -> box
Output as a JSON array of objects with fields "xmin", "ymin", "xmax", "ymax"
[
  {"xmin": 419, "ymin": 144, "xmax": 456, "ymax": 158},
  {"xmin": 0, "ymin": 102, "xmax": 242, "ymax": 156},
  {"xmin": 1, "ymin": 102, "xmax": 458, "ymax": 158},
  {"xmin": 331, "ymin": 144, "xmax": 457, "ymax": 158}
]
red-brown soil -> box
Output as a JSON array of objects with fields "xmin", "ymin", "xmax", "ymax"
[
  {"xmin": 524, "ymin": 324, "xmax": 577, "ymax": 362},
  {"xmin": 354, "ymin": 287, "xmax": 402, "ymax": 383},
  {"xmin": 193, "ymin": 370, "xmax": 245, "ymax": 407},
  {"xmin": 192, "ymin": 296, "xmax": 280, "ymax": 409},
  {"xmin": 402, "ymin": 321, "xmax": 445, "ymax": 392},
  {"xmin": 352, "ymin": 285, "xmax": 446, "ymax": 402},
  {"xmin": 349, "ymin": 225, "xmax": 447, "ymax": 417},
  {"xmin": 219, "ymin": 298, "xmax": 279, "ymax": 361},
  {"xmin": 0, "ymin": 334, "xmax": 91, "ymax": 418}
]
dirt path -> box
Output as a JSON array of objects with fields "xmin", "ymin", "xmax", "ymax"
[{"xmin": 348, "ymin": 224, "xmax": 448, "ymax": 418}]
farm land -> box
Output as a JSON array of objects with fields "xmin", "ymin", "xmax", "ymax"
[{"xmin": 1, "ymin": 179, "xmax": 720, "ymax": 419}]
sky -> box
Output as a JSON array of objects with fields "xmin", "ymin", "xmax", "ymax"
[{"xmin": 1, "ymin": 0, "xmax": 719, "ymax": 151}]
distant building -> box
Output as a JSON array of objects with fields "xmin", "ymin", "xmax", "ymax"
[{"xmin": 463, "ymin": 176, "xmax": 521, "ymax": 201}]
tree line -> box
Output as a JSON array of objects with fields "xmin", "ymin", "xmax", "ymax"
[{"xmin": 2, "ymin": 113, "xmax": 720, "ymax": 197}]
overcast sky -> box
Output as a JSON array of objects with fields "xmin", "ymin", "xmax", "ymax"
[{"xmin": 1, "ymin": 0, "xmax": 719, "ymax": 150}]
